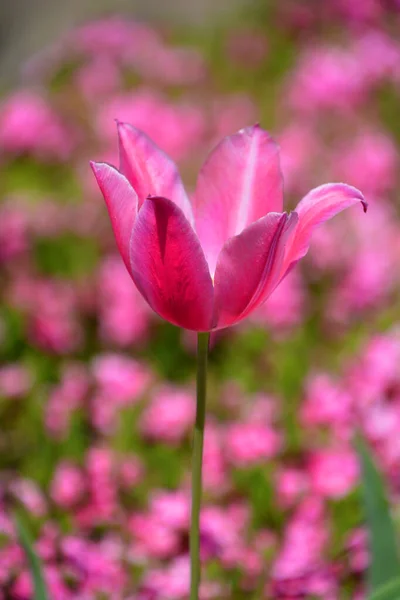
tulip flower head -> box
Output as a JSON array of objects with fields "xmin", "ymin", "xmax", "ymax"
[{"xmin": 91, "ymin": 123, "xmax": 366, "ymax": 331}]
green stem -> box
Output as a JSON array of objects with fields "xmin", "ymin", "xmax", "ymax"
[
  {"xmin": 190, "ymin": 331, "xmax": 210, "ymax": 600},
  {"xmin": 14, "ymin": 512, "xmax": 49, "ymax": 600}
]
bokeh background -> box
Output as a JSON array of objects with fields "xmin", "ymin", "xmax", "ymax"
[{"xmin": 1, "ymin": 0, "xmax": 400, "ymax": 598}]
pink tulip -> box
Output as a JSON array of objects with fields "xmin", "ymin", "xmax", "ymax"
[{"xmin": 91, "ymin": 123, "xmax": 366, "ymax": 331}]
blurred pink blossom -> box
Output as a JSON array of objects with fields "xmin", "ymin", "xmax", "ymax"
[
  {"xmin": 353, "ymin": 30, "xmax": 400, "ymax": 84},
  {"xmin": 276, "ymin": 468, "xmax": 309, "ymax": 507},
  {"xmin": 0, "ymin": 91, "xmax": 75, "ymax": 160},
  {"xmin": 140, "ymin": 386, "xmax": 195, "ymax": 444},
  {"xmin": 129, "ymin": 513, "xmax": 180, "ymax": 560},
  {"xmin": 287, "ymin": 47, "xmax": 365, "ymax": 113},
  {"xmin": 45, "ymin": 363, "xmax": 89, "ymax": 437},
  {"xmin": 201, "ymin": 504, "xmax": 247, "ymax": 564},
  {"xmin": 308, "ymin": 448, "xmax": 359, "ymax": 499},
  {"xmin": 69, "ymin": 17, "xmax": 206, "ymax": 85},
  {"xmin": 272, "ymin": 498, "xmax": 328, "ymax": 584},
  {"xmin": 278, "ymin": 123, "xmax": 321, "ymax": 194},
  {"xmin": 0, "ymin": 203, "xmax": 30, "ymax": 263},
  {"xmin": 9, "ymin": 276, "xmax": 82, "ymax": 354},
  {"xmin": 347, "ymin": 529, "xmax": 369, "ymax": 573},
  {"xmin": 97, "ymin": 255, "xmax": 152, "ymax": 347},
  {"xmin": 10, "ymin": 478, "xmax": 47, "ymax": 517},
  {"xmin": 332, "ymin": 0, "xmax": 383, "ymax": 25},
  {"xmin": 74, "ymin": 57, "xmax": 121, "ymax": 101},
  {"xmin": 203, "ymin": 423, "xmax": 228, "ymax": 493},
  {"xmin": 92, "ymin": 353, "xmax": 151, "ymax": 405},
  {"xmin": 70, "ymin": 17, "xmax": 160, "ymax": 59},
  {"xmin": 0, "ymin": 363, "xmax": 31, "ymax": 399},
  {"xmin": 225, "ymin": 422, "xmax": 281, "ymax": 467},
  {"xmin": 333, "ymin": 130, "xmax": 398, "ymax": 195},
  {"xmin": 301, "ymin": 372, "xmax": 353, "ymax": 430},
  {"xmin": 51, "ymin": 462, "xmax": 86, "ymax": 508},
  {"xmin": 61, "ymin": 535, "xmax": 127, "ymax": 596},
  {"xmin": 252, "ymin": 269, "xmax": 306, "ymax": 331},
  {"xmin": 150, "ymin": 491, "xmax": 190, "ymax": 530},
  {"xmin": 76, "ymin": 447, "xmax": 118, "ymax": 527},
  {"xmin": 119, "ymin": 456, "xmax": 144, "ymax": 489},
  {"xmin": 347, "ymin": 333, "xmax": 400, "ymax": 406}
]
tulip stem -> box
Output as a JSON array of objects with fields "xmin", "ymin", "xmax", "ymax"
[{"xmin": 190, "ymin": 331, "xmax": 210, "ymax": 600}]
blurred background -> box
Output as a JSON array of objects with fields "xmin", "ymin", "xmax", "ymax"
[
  {"xmin": 1, "ymin": 0, "xmax": 400, "ymax": 598},
  {"xmin": 0, "ymin": 0, "xmax": 247, "ymax": 81}
]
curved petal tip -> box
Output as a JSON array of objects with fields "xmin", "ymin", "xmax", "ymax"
[
  {"xmin": 340, "ymin": 183, "xmax": 368, "ymax": 213},
  {"xmin": 283, "ymin": 182, "xmax": 367, "ymax": 273}
]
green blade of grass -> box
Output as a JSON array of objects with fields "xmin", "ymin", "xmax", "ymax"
[
  {"xmin": 14, "ymin": 513, "xmax": 49, "ymax": 600},
  {"xmin": 368, "ymin": 577, "xmax": 400, "ymax": 600},
  {"xmin": 356, "ymin": 435, "xmax": 400, "ymax": 592}
]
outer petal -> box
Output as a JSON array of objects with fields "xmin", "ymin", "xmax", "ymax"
[
  {"xmin": 195, "ymin": 124, "xmax": 284, "ymax": 276},
  {"xmin": 129, "ymin": 196, "xmax": 214, "ymax": 331},
  {"xmin": 90, "ymin": 161, "xmax": 137, "ymax": 271},
  {"xmin": 213, "ymin": 212, "xmax": 298, "ymax": 329},
  {"xmin": 283, "ymin": 183, "xmax": 367, "ymax": 273},
  {"xmin": 116, "ymin": 122, "xmax": 193, "ymax": 224}
]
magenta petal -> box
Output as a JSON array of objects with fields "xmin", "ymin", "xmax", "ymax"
[
  {"xmin": 129, "ymin": 196, "xmax": 214, "ymax": 331},
  {"xmin": 195, "ymin": 124, "xmax": 284, "ymax": 275},
  {"xmin": 90, "ymin": 161, "xmax": 137, "ymax": 271},
  {"xmin": 284, "ymin": 183, "xmax": 367, "ymax": 272},
  {"xmin": 116, "ymin": 122, "xmax": 193, "ymax": 224},
  {"xmin": 213, "ymin": 212, "xmax": 298, "ymax": 329}
]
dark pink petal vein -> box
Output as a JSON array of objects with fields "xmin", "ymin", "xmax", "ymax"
[{"xmin": 129, "ymin": 196, "xmax": 214, "ymax": 331}]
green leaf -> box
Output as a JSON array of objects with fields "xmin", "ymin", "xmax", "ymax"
[
  {"xmin": 369, "ymin": 577, "xmax": 400, "ymax": 600},
  {"xmin": 14, "ymin": 513, "xmax": 49, "ymax": 600},
  {"xmin": 356, "ymin": 435, "xmax": 400, "ymax": 591}
]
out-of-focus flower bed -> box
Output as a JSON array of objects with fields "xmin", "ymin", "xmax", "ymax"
[{"xmin": 1, "ymin": 1, "xmax": 400, "ymax": 597}]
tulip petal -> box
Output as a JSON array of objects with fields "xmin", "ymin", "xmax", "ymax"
[
  {"xmin": 116, "ymin": 121, "xmax": 193, "ymax": 224},
  {"xmin": 129, "ymin": 196, "xmax": 214, "ymax": 331},
  {"xmin": 213, "ymin": 212, "xmax": 298, "ymax": 329},
  {"xmin": 284, "ymin": 183, "xmax": 367, "ymax": 273},
  {"xmin": 195, "ymin": 124, "xmax": 284, "ymax": 276},
  {"xmin": 90, "ymin": 161, "xmax": 137, "ymax": 271}
]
